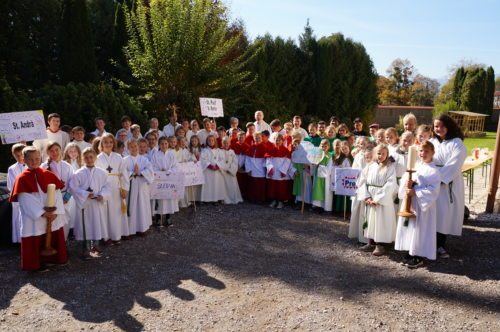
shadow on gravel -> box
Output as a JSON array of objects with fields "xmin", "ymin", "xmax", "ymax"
[
  {"xmin": 0, "ymin": 202, "xmax": 498, "ymax": 330},
  {"xmin": 0, "ymin": 238, "xmax": 226, "ymax": 332}
]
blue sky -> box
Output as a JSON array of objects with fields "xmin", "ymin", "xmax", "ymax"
[{"xmin": 228, "ymin": 0, "xmax": 500, "ymax": 82}]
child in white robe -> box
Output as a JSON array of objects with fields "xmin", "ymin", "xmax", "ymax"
[
  {"xmin": 390, "ymin": 131, "xmax": 415, "ymax": 217},
  {"xmin": 200, "ymin": 135, "xmax": 226, "ymax": 203},
  {"xmin": 124, "ymin": 139, "xmax": 154, "ymax": 235},
  {"xmin": 358, "ymin": 144, "xmax": 398, "ymax": 256},
  {"xmin": 169, "ymin": 136, "xmax": 191, "ymax": 208},
  {"xmin": 96, "ymin": 133, "xmax": 130, "ymax": 243},
  {"xmin": 266, "ymin": 134, "xmax": 294, "ymax": 209},
  {"xmin": 41, "ymin": 142, "xmax": 74, "ymax": 239},
  {"xmin": 220, "ymin": 137, "xmax": 243, "ymax": 204},
  {"xmin": 63, "ymin": 143, "xmax": 82, "ymax": 171},
  {"xmin": 395, "ymin": 141, "xmax": 441, "ymax": 268},
  {"xmin": 349, "ymin": 147, "xmax": 373, "ymax": 244},
  {"xmin": 69, "ymin": 148, "xmax": 110, "ymax": 259},
  {"xmin": 151, "ymin": 136, "xmax": 179, "ymax": 226},
  {"xmin": 385, "ymin": 127, "xmax": 399, "ymax": 155},
  {"xmin": 186, "ymin": 135, "xmax": 203, "ymax": 203},
  {"xmin": 7, "ymin": 143, "xmax": 27, "ymax": 243}
]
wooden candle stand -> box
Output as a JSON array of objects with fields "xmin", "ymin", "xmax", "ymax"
[{"xmin": 398, "ymin": 169, "xmax": 416, "ymax": 218}]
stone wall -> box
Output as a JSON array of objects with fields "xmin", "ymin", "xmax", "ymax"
[{"xmin": 374, "ymin": 106, "xmax": 434, "ymax": 127}]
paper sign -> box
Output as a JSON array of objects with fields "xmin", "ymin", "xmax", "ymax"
[
  {"xmin": 332, "ymin": 168, "xmax": 361, "ymax": 196},
  {"xmin": 0, "ymin": 110, "xmax": 47, "ymax": 144},
  {"xmin": 200, "ymin": 98, "xmax": 224, "ymax": 117},
  {"xmin": 150, "ymin": 171, "xmax": 185, "ymax": 200},
  {"xmin": 181, "ymin": 161, "xmax": 205, "ymax": 186}
]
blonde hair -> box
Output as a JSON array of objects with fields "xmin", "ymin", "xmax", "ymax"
[
  {"xmin": 63, "ymin": 142, "xmax": 82, "ymax": 167},
  {"xmin": 374, "ymin": 143, "xmax": 391, "ymax": 166}
]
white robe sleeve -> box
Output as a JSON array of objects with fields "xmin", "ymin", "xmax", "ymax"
[
  {"xmin": 414, "ymin": 169, "xmax": 441, "ymax": 212},
  {"xmin": 140, "ymin": 157, "xmax": 155, "ymax": 184},
  {"xmin": 357, "ymin": 166, "xmax": 370, "ymax": 201},
  {"xmin": 278, "ymin": 158, "xmax": 291, "ymax": 175},
  {"xmin": 439, "ymin": 140, "xmax": 467, "ymax": 184},
  {"xmin": 68, "ymin": 173, "xmax": 90, "ymax": 209}
]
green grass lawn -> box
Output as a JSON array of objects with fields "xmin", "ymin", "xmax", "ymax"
[{"xmin": 464, "ymin": 132, "xmax": 498, "ymax": 153}]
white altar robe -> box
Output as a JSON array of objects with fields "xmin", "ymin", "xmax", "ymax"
[
  {"xmin": 18, "ymin": 188, "xmax": 67, "ymax": 238},
  {"xmin": 96, "ymin": 152, "xmax": 130, "ymax": 240},
  {"xmin": 69, "ymin": 166, "xmax": 111, "ymax": 241},
  {"xmin": 200, "ymin": 148, "xmax": 226, "ymax": 202},
  {"xmin": 219, "ymin": 149, "xmax": 243, "ymax": 204},
  {"xmin": 358, "ymin": 162, "xmax": 398, "ymax": 243},
  {"xmin": 41, "ymin": 160, "xmax": 74, "ymax": 238},
  {"xmin": 151, "ymin": 149, "xmax": 179, "ymax": 214},
  {"xmin": 124, "ymin": 155, "xmax": 154, "ymax": 233},
  {"xmin": 395, "ymin": 161, "xmax": 441, "ymax": 259},
  {"xmin": 7, "ymin": 162, "xmax": 26, "ymax": 243},
  {"xmin": 349, "ymin": 157, "xmax": 369, "ymax": 244},
  {"xmin": 430, "ymin": 137, "xmax": 467, "ymax": 235}
]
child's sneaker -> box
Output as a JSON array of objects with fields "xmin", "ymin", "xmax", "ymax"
[
  {"xmin": 269, "ymin": 200, "xmax": 277, "ymax": 208},
  {"xmin": 406, "ymin": 257, "xmax": 423, "ymax": 269},
  {"xmin": 359, "ymin": 243, "xmax": 375, "ymax": 252},
  {"xmin": 276, "ymin": 201, "xmax": 284, "ymax": 209},
  {"xmin": 437, "ymin": 247, "xmax": 450, "ymax": 259}
]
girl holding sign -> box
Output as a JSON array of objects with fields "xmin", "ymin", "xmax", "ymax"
[
  {"xmin": 123, "ymin": 139, "xmax": 154, "ymax": 236},
  {"xmin": 358, "ymin": 143, "xmax": 398, "ymax": 256},
  {"xmin": 332, "ymin": 141, "xmax": 353, "ymax": 215},
  {"xmin": 151, "ymin": 136, "xmax": 179, "ymax": 227}
]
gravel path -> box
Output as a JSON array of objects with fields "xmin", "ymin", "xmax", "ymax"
[{"xmin": 0, "ymin": 202, "xmax": 499, "ymax": 331}]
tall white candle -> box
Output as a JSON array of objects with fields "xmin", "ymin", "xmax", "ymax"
[
  {"xmin": 46, "ymin": 183, "xmax": 56, "ymax": 207},
  {"xmin": 407, "ymin": 146, "xmax": 417, "ymax": 170}
]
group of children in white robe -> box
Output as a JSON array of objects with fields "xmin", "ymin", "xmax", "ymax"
[
  {"xmin": 8, "ymin": 112, "xmax": 467, "ymax": 268},
  {"xmin": 348, "ymin": 115, "xmax": 468, "ymax": 269},
  {"xmin": 8, "ymin": 132, "xmax": 243, "ymax": 260}
]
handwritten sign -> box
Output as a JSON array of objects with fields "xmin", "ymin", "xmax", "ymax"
[
  {"xmin": 200, "ymin": 98, "xmax": 224, "ymax": 117},
  {"xmin": 332, "ymin": 168, "xmax": 360, "ymax": 196},
  {"xmin": 150, "ymin": 171, "xmax": 185, "ymax": 200},
  {"xmin": 0, "ymin": 110, "xmax": 47, "ymax": 144},
  {"xmin": 181, "ymin": 161, "xmax": 205, "ymax": 186}
]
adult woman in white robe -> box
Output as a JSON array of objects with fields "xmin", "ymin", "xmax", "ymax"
[
  {"xmin": 69, "ymin": 161, "xmax": 111, "ymax": 243},
  {"xmin": 123, "ymin": 142, "xmax": 154, "ymax": 234},
  {"xmin": 151, "ymin": 137, "xmax": 180, "ymax": 220},
  {"xmin": 358, "ymin": 144, "xmax": 398, "ymax": 256},
  {"xmin": 219, "ymin": 138, "xmax": 243, "ymax": 204},
  {"xmin": 395, "ymin": 144, "xmax": 441, "ymax": 263},
  {"xmin": 200, "ymin": 135, "xmax": 226, "ymax": 203},
  {"xmin": 430, "ymin": 114, "xmax": 467, "ymax": 258},
  {"xmin": 96, "ymin": 134, "xmax": 130, "ymax": 242}
]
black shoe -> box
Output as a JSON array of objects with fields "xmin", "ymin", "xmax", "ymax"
[{"xmin": 406, "ymin": 257, "xmax": 423, "ymax": 269}]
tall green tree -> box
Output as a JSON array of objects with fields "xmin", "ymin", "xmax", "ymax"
[
  {"xmin": 244, "ymin": 35, "xmax": 308, "ymax": 121},
  {"xmin": 124, "ymin": 0, "xmax": 254, "ymax": 119},
  {"xmin": 60, "ymin": 0, "xmax": 98, "ymax": 84},
  {"xmin": 484, "ymin": 66, "xmax": 495, "ymax": 115},
  {"xmin": 0, "ymin": 0, "xmax": 62, "ymax": 90},
  {"xmin": 452, "ymin": 66, "xmax": 465, "ymax": 105},
  {"xmin": 312, "ymin": 33, "xmax": 378, "ymax": 122}
]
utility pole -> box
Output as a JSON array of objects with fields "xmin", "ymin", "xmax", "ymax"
[{"xmin": 486, "ymin": 119, "xmax": 500, "ymax": 213}]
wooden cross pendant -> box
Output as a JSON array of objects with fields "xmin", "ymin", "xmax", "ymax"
[{"xmin": 106, "ymin": 165, "xmax": 113, "ymax": 173}]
